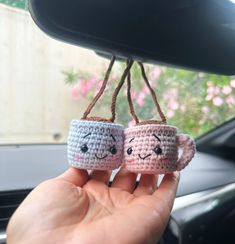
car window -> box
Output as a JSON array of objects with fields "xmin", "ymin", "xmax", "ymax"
[{"xmin": 1, "ymin": 1, "xmax": 235, "ymax": 144}]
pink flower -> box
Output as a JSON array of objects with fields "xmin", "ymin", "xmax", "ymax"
[
  {"xmin": 202, "ymin": 106, "xmax": 209, "ymax": 115},
  {"xmin": 163, "ymin": 88, "xmax": 178, "ymax": 101},
  {"xmin": 71, "ymin": 86, "xmax": 79, "ymax": 100},
  {"xmin": 207, "ymin": 86, "xmax": 215, "ymax": 95},
  {"xmin": 230, "ymin": 79, "xmax": 235, "ymax": 88},
  {"xmin": 136, "ymin": 92, "xmax": 146, "ymax": 106},
  {"xmin": 89, "ymin": 78, "xmax": 98, "ymax": 86},
  {"xmin": 166, "ymin": 110, "xmax": 175, "ymax": 118},
  {"xmin": 79, "ymin": 79, "xmax": 89, "ymax": 96},
  {"xmin": 214, "ymin": 87, "xmax": 220, "ymax": 95},
  {"xmin": 128, "ymin": 120, "xmax": 135, "ymax": 128},
  {"xmin": 150, "ymin": 67, "xmax": 161, "ymax": 80},
  {"xmin": 79, "ymin": 78, "xmax": 97, "ymax": 96},
  {"xmin": 222, "ymin": 85, "xmax": 232, "ymax": 95},
  {"xmin": 206, "ymin": 94, "xmax": 213, "ymax": 101},
  {"xmin": 142, "ymin": 85, "xmax": 150, "ymax": 95},
  {"xmin": 226, "ymin": 95, "xmax": 235, "ymax": 107},
  {"xmin": 169, "ymin": 101, "xmax": 179, "ymax": 111},
  {"xmin": 207, "ymin": 85, "xmax": 220, "ymax": 96},
  {"xmin": 213, "ymin": 97, "xmax": 223, "ymax": 106},
  {"xmin": 131, "ymin": 91, "xmax": 137, "ymax": 99}
]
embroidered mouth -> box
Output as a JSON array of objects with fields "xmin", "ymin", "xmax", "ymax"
[
  {"xmin": 95, "ymin": 154, "xmax": 108, "ymax": 160},
  {"xmin": 138, "ymin": 154, "xmax": 152, "ymax": 160}
]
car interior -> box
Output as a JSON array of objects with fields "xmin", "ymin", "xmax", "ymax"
[{"xmin": 1, "ymin": 0, "xmax": 235, "ymax": 243}]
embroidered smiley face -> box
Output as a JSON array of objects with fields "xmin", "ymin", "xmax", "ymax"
[
  {"xmin": 126, "ymin": 134, "xmax": 163, "ymax": 161},
  {"xmin": 124, "ymin": 124, "xmax": 179, "ymax": 174},
  {"xmin": 67, "ymin": 120, "xmax": 124, "ymax": 170},
  {"xmin": 79, "ymin": 132, "xmax": 118, "ymax": 160}
]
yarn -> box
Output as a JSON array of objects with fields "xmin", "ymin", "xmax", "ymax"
[
  {"xmin": 68, "ymin": 120, "xmax": 124, "ymax": 170},
  {"xmin": 124, "ymin": 124, "xmax": 195, "ymax": 174},
  {"xmin": 67, "ymin": 58, "xmax": 196, "ymax": 173},
  {"xmin": 124, "ymin": 62, "xmax": 196, "ymax": 174},
  {"xmin": 67, "ymin": 57, "xmax": 133, "ymax": 170}
]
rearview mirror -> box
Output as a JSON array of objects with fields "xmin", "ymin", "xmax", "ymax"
[{"xmin": 29, "ymin": 0, "xmax": 235, "ymax": 75}]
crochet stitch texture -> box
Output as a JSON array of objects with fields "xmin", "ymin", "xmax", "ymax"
[
  {"xmin": 124, "ymin": 124, "xmax": 195, "ymax": 174},
  {"xmin": 68, "ymin": 120, "xmax": 124, "ymax": 170}
]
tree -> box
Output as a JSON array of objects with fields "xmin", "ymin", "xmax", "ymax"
[{"xmin": 63, "ymin": 62, "xmax": 235, "ymax": 138}]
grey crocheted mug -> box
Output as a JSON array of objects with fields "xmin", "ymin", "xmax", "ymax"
[
  {"xmin": 67, "ymin": 120, "xmax": 124, "ymax": 170},
  {"xmin": 67, "ymin": 57, "xmax": 133, "ymax": 171}
]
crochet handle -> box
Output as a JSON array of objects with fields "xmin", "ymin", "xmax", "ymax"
[
  {"xmin": 176, "ymin": 134, "xmax": 196, "ymax": 171},
  {"xmin": 127, "ymin": 62, "xmax": 167, "ymax": 125},
  {"xmin": 82, "ymin": 56, "xmax": 115, "ymax": 122},
  {"xmin": 109, "ymin": 59, "xmax": 134, "ymax": 122},
  {"xmin": 82, "ymin": 56, "xmax": 133, "ymax": 123}
]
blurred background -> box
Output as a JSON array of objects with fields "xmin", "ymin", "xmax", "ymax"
[{"xmin": 1, "ymin": 0, "xmax": 235, "ymax": 144}]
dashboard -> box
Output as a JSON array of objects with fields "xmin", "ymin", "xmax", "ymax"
[
  {"xmin": 1, "ymin": 144, "xmax": 235, "ymax": 194},
  {"xmin": 0, "ymin": 144, "xmax": 235, "ymax": 244}
]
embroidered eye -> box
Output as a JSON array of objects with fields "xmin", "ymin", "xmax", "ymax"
[
  {"xmin": 127, "ymin": 147, "xmax": 133, "ymax": 155},
  {"xmin": 81, "ymin": 144, "xmax": 88, "ymax": 153},
  {"xmin": 109, "ymin": 145, "xmax": 117, "ymax": 155},
  {"xmin": 153, "ymin": 146, "xmax": 162, "ymax": 155}
]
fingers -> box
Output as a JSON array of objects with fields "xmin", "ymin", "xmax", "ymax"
[
  {"xmin": 57, "ymin": 167, "xmax": 89, "ymax": 186},
  {"xmin": 112, "ymin": 166, "xmax": 137, "ymax": 193},
  {"xmin": 153, "ymin": 172, "xmax": 180, "ymax": 211},
  {"xmin": 134, "ymin": 174, "xmax": 158, "ymax": 197},
  {"xmin": 90, "ymin": 170, "xmax": 112, "ymax": 184},
  {"xmin": 58, "ymin": 168, "xmax": 112, "ymax": 186}
]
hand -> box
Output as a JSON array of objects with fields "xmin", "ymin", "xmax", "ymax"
[{"xmin": 7, "ymin": 167, "xmax": 180, "ymax": 244}]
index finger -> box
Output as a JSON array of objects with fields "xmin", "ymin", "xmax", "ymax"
[
  {"xmin": 57, "ymin": 167, "xmax": 89, "ymax": 186},
  {"xmin": 153, "ymin": 172, "xmax": 180, "ymax": 211}
]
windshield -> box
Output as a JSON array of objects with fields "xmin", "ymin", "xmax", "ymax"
[{"xmin": 1, "ymin": 1, "xmax": 235, "ymax": 144}]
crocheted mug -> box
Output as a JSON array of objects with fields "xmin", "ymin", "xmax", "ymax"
[
  {"xmin": 67, "ymin": 57, "xmax": 133, "ymax": 171},
  {"xmin": 67, "ymin": 120, "xmax": 124, "ymax": 170},
  {"xmin": 124, "ymin": 124, "xmax": 196, "ymax": 174}
]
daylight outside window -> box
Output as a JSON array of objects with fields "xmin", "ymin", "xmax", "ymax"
[{"xmin": 1, "ymin": 0, "xmax": 235, "ymax": 144}]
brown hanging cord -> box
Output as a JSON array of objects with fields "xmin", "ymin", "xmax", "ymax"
[
  {"xmin": 126, "ymin": 62, "xmax": 167, "ymax": 125},
  {"xmin": 81, "ymin": 56, "xmax": 116, "ymax": 121},
  {"xmin": 127, "ymin": 62, "xmax": 140, "ymax": 124},
  {"xmin": 109, "ymin": 59, "xmax": 134, "ymax": 122},
  {"xmin": 138, "ymin": 62, "xmax": 166, "ymax": 124},
  {"xmin": 82, "ymin": 56, "xmax": 134, "ymax": 123}
]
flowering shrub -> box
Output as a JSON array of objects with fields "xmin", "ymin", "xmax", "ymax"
[{"xmin": 63, "ymin": 62, "xmax": 235, "ymax": 138}]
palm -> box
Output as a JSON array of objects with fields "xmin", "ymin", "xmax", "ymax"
[{"xmin": 7, "ymin": 168, "xmax": 179, "ymax": 244}]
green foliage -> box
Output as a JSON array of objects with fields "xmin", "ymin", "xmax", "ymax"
[
  {"xmin": 0, "ymin": 0, "xmax": 28, "ymax": 10},
  {"xmin": 62, "ymin": 70, "xmax": 80, "ymax": 86},
  {"xmin": 63, "ymin": 62, "xmax": 235, "ymax": 138}
]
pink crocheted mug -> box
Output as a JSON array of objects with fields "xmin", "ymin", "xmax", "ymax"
[
  {"xmin": 67, "ymin": 120, "xmax": 124, "ymax": 170},
  {"xmin": 124, "ymin": 124, "xmax": 196, "ymax": 174}
]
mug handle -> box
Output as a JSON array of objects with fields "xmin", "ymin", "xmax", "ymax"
[{"xmin": 176, "ymin": 134, "xmax": 196, "ymax": 171}]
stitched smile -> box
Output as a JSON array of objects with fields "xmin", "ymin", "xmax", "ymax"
[
  {"xmin": 138, "ymin": 154, "xmax": 151, "ymax": 160},
  {"xmin": 95, "ymin": 154, "xmax": 108, "ymax": 160}
]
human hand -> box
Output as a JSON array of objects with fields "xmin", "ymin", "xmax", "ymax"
[{"xmin": 7, "ymin": 167, "xmax": 180, "ymax": 244}]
